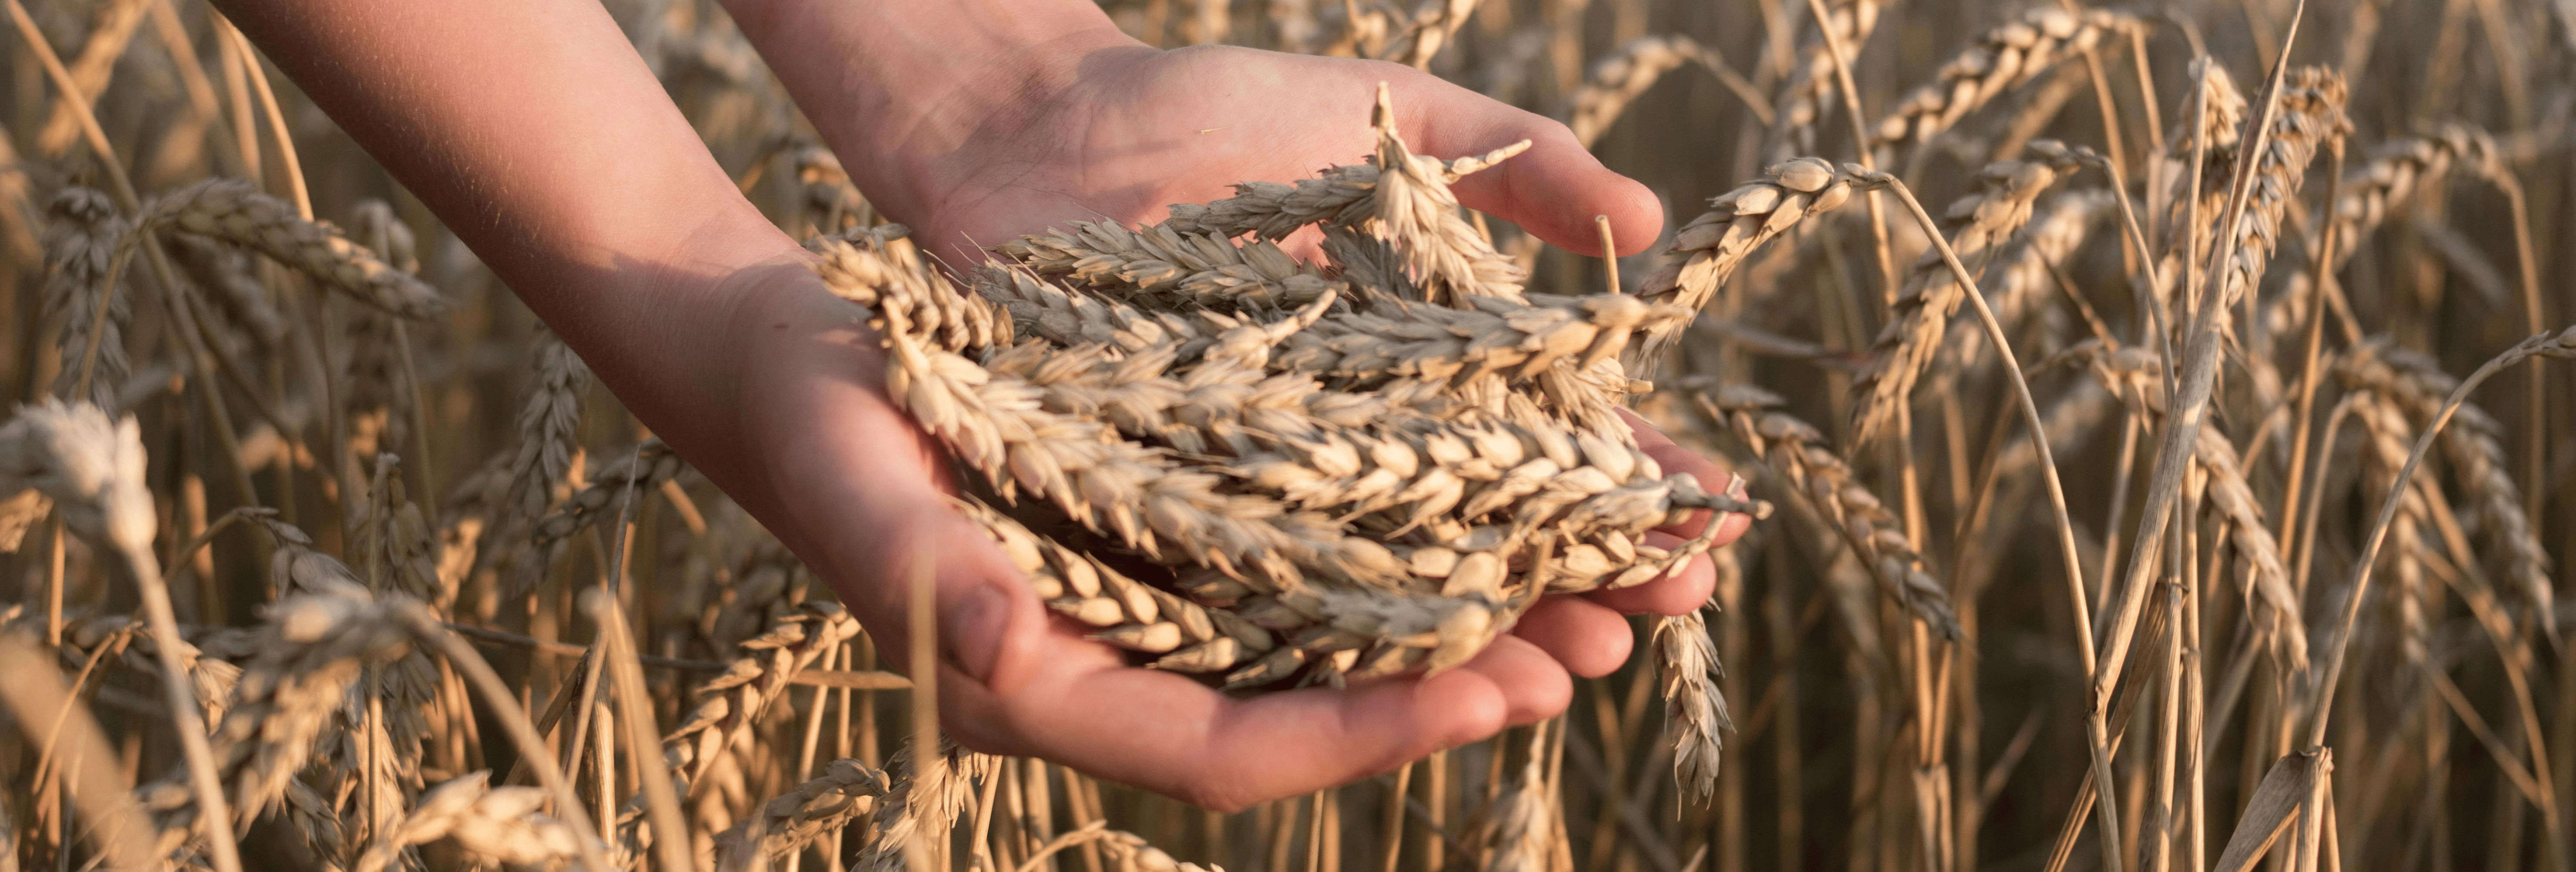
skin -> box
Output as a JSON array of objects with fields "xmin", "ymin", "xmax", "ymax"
[{"xmin": 217, "ymin": 0, "xmax": 1747, "ymax": 810}]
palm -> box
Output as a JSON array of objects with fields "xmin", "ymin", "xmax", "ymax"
[{"xmin": 887, "ymin": 45, "xmax": 1662, "ymax": 267}]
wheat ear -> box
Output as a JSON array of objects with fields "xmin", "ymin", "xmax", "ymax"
[
  {"xmin": 1632, "ymin": 157, "xmax": 1871, "ymax": 369},
  {"xmin": 1698, "ymin": 384, "xmax": 1959, "ymax": 634},
  {"xmin": 2189, "ymin": 427, "xmax": 2306, "ymax": 668},
  {"xmin": 1850, "ymin": 148, "xmax": 2079, "ymax": 445},
  {"xmin": 117, "ymin": 178, "xmax": 444, "ymax": 320},
  {"xmin": 1566, "ymin": 34, "xmax": 1768, "ymax": 147},
  {"xmin": 1766, "ymin": 0, "xmax": 1883, "ymax": 160},
  {"xmin": 1653, "ymin": 601, "xmax": 1731, "ymax": 801},
  {"xmin": 1000, "ymin": 219, "xmax": 1347, "ymax": 311},
  {"xmin": 715, "ymin": 759, "xmax": 890, "ymax": 872},
  {"xmin": 1869, "ymin": 8, "xmax": 2144, "ymax": 150},
  {"xmin": 42, "ymin": 187, "xmax": 131, "ymax": 409},
  {"xmin": 352, "ymin": 771, "xmax": 593, "ymax": 872},
  {"xmin": 854, "ymin": 738, "xmax": 1004, "ymax": 872}
]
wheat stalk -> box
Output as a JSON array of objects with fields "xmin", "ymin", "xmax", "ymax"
[{"xmin": 32, "ymin": 0, "xmax": 147, "ymax": 157}]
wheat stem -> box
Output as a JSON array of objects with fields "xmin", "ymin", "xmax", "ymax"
[
  {"xmin": 399, "ymin": 613, "xmax": 616, "ymax": 872},
  {"xmin": 1872, "ymin": 172, "xmax": 2111, "ymax": 872},
  {"xmin": 2307, "ymin": 328, "xmax": 2576, "ymax": 747}
]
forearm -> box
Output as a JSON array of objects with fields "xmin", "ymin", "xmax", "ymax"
[
  {"xmin": 717, "ymin": 0, "xmax": 1137, "ymax": 224},
  {"xmin": 214, "ymin": 0, "xmax": 798, "ymax": 438}
]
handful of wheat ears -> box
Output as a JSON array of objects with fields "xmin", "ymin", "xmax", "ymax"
[{"xmin": 830, "ymin": 86, "xmax": 1779, "ymax": 695}]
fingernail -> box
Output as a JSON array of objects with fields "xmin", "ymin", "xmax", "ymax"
[
  {"xmin": 1726, "ymin": 472, "xmax": 1748, "ymax": 501},
  {"xmin": 942, "ymin": 584, "xmax": 1011, "ymax": 684}
]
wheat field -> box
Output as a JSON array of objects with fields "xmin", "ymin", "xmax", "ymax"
[{"xmin": 1, "ymin": 0, "xmax": 2572, "ymax": 870}]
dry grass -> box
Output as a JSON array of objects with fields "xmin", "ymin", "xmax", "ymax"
[{"xmin": 3, "ymin": 0, "xmax": 2573, "ymax": 870}]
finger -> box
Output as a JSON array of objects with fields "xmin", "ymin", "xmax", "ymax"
[
  {"xmin": 1509, "ymin": 595, "xmax": 1635, "ymax": 677},
  {"xmin": 1392, "ymin": 73, "xmax": 1663, "ymax": 257},
  {"xmin": 1454, "ymin": 634, "xmax": 1574, "ymax": 725},
  {"xmin": 939, "ymin": 626, "xmax": 1525, "ymax": 811},
  {"xmin": 1582, "ymin": 533, "xmax": 1718, "ymax": 616},
  {"xmin": 1618, "ymin": 409, "xmax": 1753, "ymax": 550}
]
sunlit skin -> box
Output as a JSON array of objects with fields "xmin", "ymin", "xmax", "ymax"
[{"xmin": 218, "ymin": 0, "xmax": 1747, "ymax": 810}]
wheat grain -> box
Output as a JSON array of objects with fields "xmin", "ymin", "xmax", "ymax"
[{"xmin": 954, "ymin": 496, "xmax": 1275, "ymax": 673}]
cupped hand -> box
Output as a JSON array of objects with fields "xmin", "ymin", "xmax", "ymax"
[{"xmin": 730, "ymin": 39, "xmax": 1750, "ymax": 810}]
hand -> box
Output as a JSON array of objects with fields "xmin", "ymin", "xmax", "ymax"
[
  {"xmin": 718, "ymin": 19, "xmax": 1751, "ymax": 809},
  {"xmin": 845, "ymin": 41, "xmax": 1669, "ymax": 268}
]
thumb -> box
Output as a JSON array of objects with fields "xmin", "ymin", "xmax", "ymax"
[
  {"xmin": 1397, "ymin": 76, "xmax": 1665, "ymax": 258},
  {"xmin": 826, "ymin": 485, "xmax": 1046, "ymax": 692}
]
